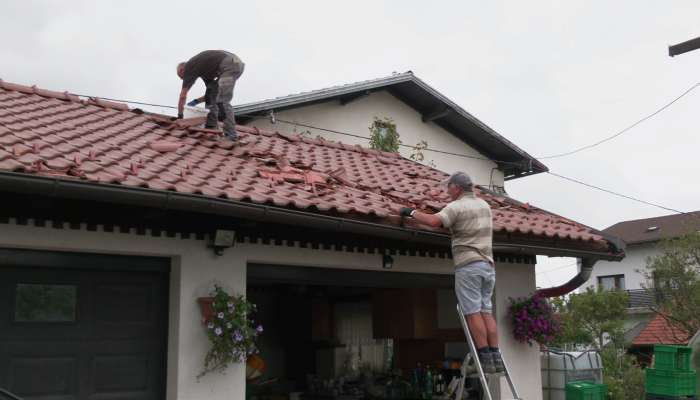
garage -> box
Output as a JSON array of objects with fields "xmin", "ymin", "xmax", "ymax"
[
  {"xmin": 0, "ymin": 249, "xmax": 169, "ymax": 400},
  {"xmin": 245, "ymin": 263, "xmax": 478, "ymax": 399}
]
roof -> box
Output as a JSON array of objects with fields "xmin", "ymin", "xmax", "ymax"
[
  {"xmin": 0, "ymin": 80, "xmax": 620, "ymax": 257},
  {"xmin": 632, "ymin": 313, "xmax": 690, "ymax": 346},
  {"xmin": 233, "ymin": 72, "xmax": 548, "ymax": 180},
  {"xmin": 603, "ymin": 212, "xmax": 700, "ymax": 245}
]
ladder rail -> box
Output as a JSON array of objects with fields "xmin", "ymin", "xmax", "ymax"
[{"xmin": 455, "ymin": 303, "xmax": 521, "ymax": 400}]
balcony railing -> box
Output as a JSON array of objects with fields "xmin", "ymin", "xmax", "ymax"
[{"xmin": 625, "ymin": 288, "xmax": 662, "ymax": 308}]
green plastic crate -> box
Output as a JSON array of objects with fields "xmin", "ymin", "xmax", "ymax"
[
  {"xmin": 565, "ymin": 380, "xmax": 608, "ymax": 400},
  {"xmin": 655, "ymin": 345, "xmax": 694, "ymax": 371},
  {"xmin": 646, "ymin": 368, "xmax": 698, "ymax": 397}
]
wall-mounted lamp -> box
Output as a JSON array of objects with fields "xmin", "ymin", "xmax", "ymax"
[
  {"xmin": 382, "ymin": 254, "xmax": 394, "ymax": 269},
  {"xmin": 209, "ymin": 229, "xmax": 236, "ymax": 256}
]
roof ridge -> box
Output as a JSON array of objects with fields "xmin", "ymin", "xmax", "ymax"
[
  {"xmin": 0, "ymin": 79, "xmax": 131, "ymax": 112},
  {"xmin": 235, "ymin": 71, "xmax": 414, "ymax": 108},
  {"xmin": 605, "ymin": 210, "xmax": 700, "ymax": 229}
]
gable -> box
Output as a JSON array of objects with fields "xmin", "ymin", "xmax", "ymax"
[{"xmin": 246, "ymin": 90, "xmax": 504, "ymax": 188}]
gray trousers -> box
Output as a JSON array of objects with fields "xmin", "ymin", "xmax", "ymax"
[{"xmin": 205, "ymin": 56, "xmax": 244, "ymax": 138}]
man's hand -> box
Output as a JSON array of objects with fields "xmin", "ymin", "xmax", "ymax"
[
  {"xmin": 187, "ymin": 98, "xmax": 202, "ymax": 107},
  {"xmin": 399, "ymin": 207, "xmax": 416, "ymax": 217}
]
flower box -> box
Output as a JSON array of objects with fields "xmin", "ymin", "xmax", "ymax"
[{"xmin": 197, "ymin": 297, "xmax": 214, "ymax": 324}]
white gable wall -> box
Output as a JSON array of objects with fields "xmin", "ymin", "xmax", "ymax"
[
  {"xmin": 583, "ymin": 242, "xmax": 658, "ymax": 291},
  {"xmin": 245, "ymin": 91, "xmax": 505, "ymax": 188}
]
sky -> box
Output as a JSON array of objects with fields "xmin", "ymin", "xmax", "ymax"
[{"xmin": 2, "ymin": 1, "xmax": 699, "ymax": 287}]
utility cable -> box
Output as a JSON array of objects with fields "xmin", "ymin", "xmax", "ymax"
[
  {"xmin": 66, "ymin": 93, "xmax": 693, "ymax": 216},
  {"xmin": 546, "ymin": 171, "xmax": 689, "ymax": 215},
  {"xmin": 536, "ymin": 82, "xmax": 700, "ymax": 159}
]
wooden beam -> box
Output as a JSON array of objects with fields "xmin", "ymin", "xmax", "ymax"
[
  {"xmin": 421, "ymin": 106, "xmax": 451, "ymax": 123},
  {"xmin": 339, "ymin": 90, "xmax": 371, "ymax": 105}
]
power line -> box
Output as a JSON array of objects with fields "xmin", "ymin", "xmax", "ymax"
[
  {"xmin": 546, "ymin": 171, "xmax": 688, "ymax": 214},
  {"xmin": 273, "ymin": 118, "xmax": 525, "ymax": 166},
  {"xmin": 536, "ymin": 82, "xmax": 700, "ymax": 159},
  {"xmin": 65, "ymin": 93, "xmax": 693, "ymax": 215}
]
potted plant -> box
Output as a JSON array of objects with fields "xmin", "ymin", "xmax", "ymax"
[
  {"xmin": 508, "ymin": 294, "xmax": 561, "ymax": 346},
  {"xmin": 197, "ymin": 285, "xmax": 263, "ymax": 379}
]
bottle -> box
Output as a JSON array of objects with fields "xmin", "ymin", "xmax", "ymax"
[{"xmin": 425, "ymin": 367, "xmax": 433, "ymax": 400}]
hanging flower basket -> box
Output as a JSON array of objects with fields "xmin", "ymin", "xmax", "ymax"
[
  {"xmin": 508, "ymin": 294, "xmax": 561, "ymax": 346},
  {"xmin": 196, "ymin": 285, "xmax": 263, "ymax": 379}
]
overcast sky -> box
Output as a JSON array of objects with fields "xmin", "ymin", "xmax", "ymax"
[{"xmin": 3, "ymin": 1, "xmax": 699, "ymax": 286}]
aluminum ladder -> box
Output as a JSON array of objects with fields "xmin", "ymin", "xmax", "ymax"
[{"xmin": 453, "ymin": 304, "xmax": 521, "ymax": 400}]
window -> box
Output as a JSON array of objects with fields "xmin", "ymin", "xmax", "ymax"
[
  {"xmin": 14, "ymin": 284, "xmax": 77, "ymax": 322},
  {"xmin": 597, "ymin": 274, "xmax": 625, "ymax": 291}
]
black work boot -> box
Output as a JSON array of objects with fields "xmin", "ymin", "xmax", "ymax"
[
  {"xmin": 491, "ymin": 350, "xmax": 505, "ymax": 373},
  {"xmin": 478, "ymin": 350, "xmax": 496, "ymax": 374}
]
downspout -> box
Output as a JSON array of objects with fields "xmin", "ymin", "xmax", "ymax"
[{"xmin": 535, "ymin": 258, "xmax": 596, "ymax": 298}]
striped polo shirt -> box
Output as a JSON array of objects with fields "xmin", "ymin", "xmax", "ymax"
[{"xmin": 436, "ymin": 191, "xmax": 494, "ymax": 268}]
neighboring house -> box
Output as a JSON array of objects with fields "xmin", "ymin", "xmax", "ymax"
[
  {"xmin": 230, "ymin": 72, "xmax": 548, "ymax": 191},
  {"xmin": 0, "ymin": 80, "xmax": 623, "ymax": 400},
  {"xmin": 583, "ymin": 212, "xmax": 700, "ymax": 351}
]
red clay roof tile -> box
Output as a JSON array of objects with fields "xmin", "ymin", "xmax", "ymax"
[
  {"xmin": 0, "ymin": 81, "xmax": 620, "ymax": 254},
  {"xmin": 632, "ymin": 314, "xmax": 690, "ymax": 346}
]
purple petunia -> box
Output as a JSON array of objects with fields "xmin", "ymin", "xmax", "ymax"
[
  {"xmin": 233, "ymin": 330, "xmax": 244, "ymax": 342},
  {"xmin": 256, "ymin": 325, "xmax": 264, "ymax": 333},
  {"xmin": 214, "ymin": 327, "xmax": 223, "ymax": 336},
  {"xmin": 217, "ymin": 312, "xmax": 225, "ymax": 319},
  {"xmin": 207, "ymin": 322, "xmax": 214, "ymax": 329}
]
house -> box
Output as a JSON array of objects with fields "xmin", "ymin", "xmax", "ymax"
[
  {"xmin": 230, "ymin": 71, "xmax": 549, "ymax": 190},
  {"xmin": 0, "ymin": 79, "xmax": 623, "ymax": 400},
  {"xmin": 582, "ymin": 212, "xmax": 700, "ymax": 356}
]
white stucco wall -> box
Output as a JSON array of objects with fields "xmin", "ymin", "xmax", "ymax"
[
  {"xmin": 0, "ymin": 220, "xmax": 542, "ymax": 400},
  {"xmin": 245, "ymin": 91, "xmax": 505, "ymax": 188},
  {"xmin": 583, "ymin": 242, "xmax": 659, "ymax": 291}
]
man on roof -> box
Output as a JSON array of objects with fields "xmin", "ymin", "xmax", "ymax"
[
  {"xmin": 176, "ymin": 50, "xmax": 245, "ymax": 141},
  {"xmin": 400, "ymin": 172, "xmax": 504, "ymax": 374}
]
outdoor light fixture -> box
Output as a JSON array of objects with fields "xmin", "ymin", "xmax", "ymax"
[
  {"xmin": 209, "ymin": 229, "xmax": 236, "ymax": 256},
  {"xmin": 382, "ymin": 254, "xmax": 394, "ymax": 269}
]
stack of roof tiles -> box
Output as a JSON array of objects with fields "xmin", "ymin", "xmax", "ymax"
[{"xmin": 0, "ymin": 80, "xmax": 616, "ymax": 254}]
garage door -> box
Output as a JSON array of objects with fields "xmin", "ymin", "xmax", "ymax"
[{"xmin": 0, "ymin": 249, "xmax": 168, "ymax": 400}]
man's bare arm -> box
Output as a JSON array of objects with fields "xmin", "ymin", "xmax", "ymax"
[
  {"xmin": 177, "ymin": 88, "xmax": 188, "ymax": 118},
  {"xmin": 399, "ymin": 207, "xmax": 443, "ymax": 228}
]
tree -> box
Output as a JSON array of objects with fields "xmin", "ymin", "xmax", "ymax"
[
  {"xmin": 552, "ymin": 288, "xmax": 643, "ymax": 400},
  {"xmin": 552, "ymin": 286, "xmax": 629, "ymax": 349},
  {"xmin": 642, "ymin": 232, "xmax": 700, "ymax": 338}
]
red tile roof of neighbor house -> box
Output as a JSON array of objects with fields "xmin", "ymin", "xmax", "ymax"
[
  {"xmin": 0, "ymin": 80, "xmax": 620, "ymax": 255},
  {"xmin": 632, "ymin": 314, "xmax": 690, "ymax": 346}
]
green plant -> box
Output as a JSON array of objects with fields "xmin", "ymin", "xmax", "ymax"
[
  {"xmin": 368, "ymin": 117, "xmax": 400, "ymax": 152},
  {"xmin": 551, "ymin": 286, "xmax": 628, "ymax": 349},
  {"xmin": 642, "ymin": 232, "xmax": 700, "ymax": 336},
  {"xmin": 408, "ymin": 140, "xmax": 436, "ymax": 167},
  {"xmin": 601, "ymin": 347, "xmax": 645, "ymax": 400},
  {"xmin": 508, "ymin": 294, "xmax": 562, "ymax": 346},
  {"xmin": 199, "ymin": 285, "xmax": 262, "ymax": 379}
]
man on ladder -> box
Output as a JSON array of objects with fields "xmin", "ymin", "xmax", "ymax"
[{"xmin": 401, "ymin": 171, "xmax": 504, "ymax": 373}]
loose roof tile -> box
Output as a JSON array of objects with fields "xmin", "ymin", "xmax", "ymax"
[{"xmin": 0, "ymin": 81, "xmax": 620, "ymax": 254}]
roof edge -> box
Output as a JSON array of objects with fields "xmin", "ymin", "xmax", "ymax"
[{"xmin": 0, "ymin": 171, "xmax": 618, "ymax": 259}]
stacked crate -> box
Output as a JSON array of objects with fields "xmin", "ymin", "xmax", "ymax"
[
  {"xmin": 565, "ymin": 381, "xmax": 607, "ymax": 400},
  {"xmin": 646, "ymin": 345, "xmax": 698, "ymax": 399}
]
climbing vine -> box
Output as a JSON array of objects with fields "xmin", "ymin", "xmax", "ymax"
[
  {"xmin": 409, "ymin": 140, "xmax": 436, "ymax": 168},
  {"xmin": 368, "ymin": 117, "xmax": 400, "ymax": 153}
]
